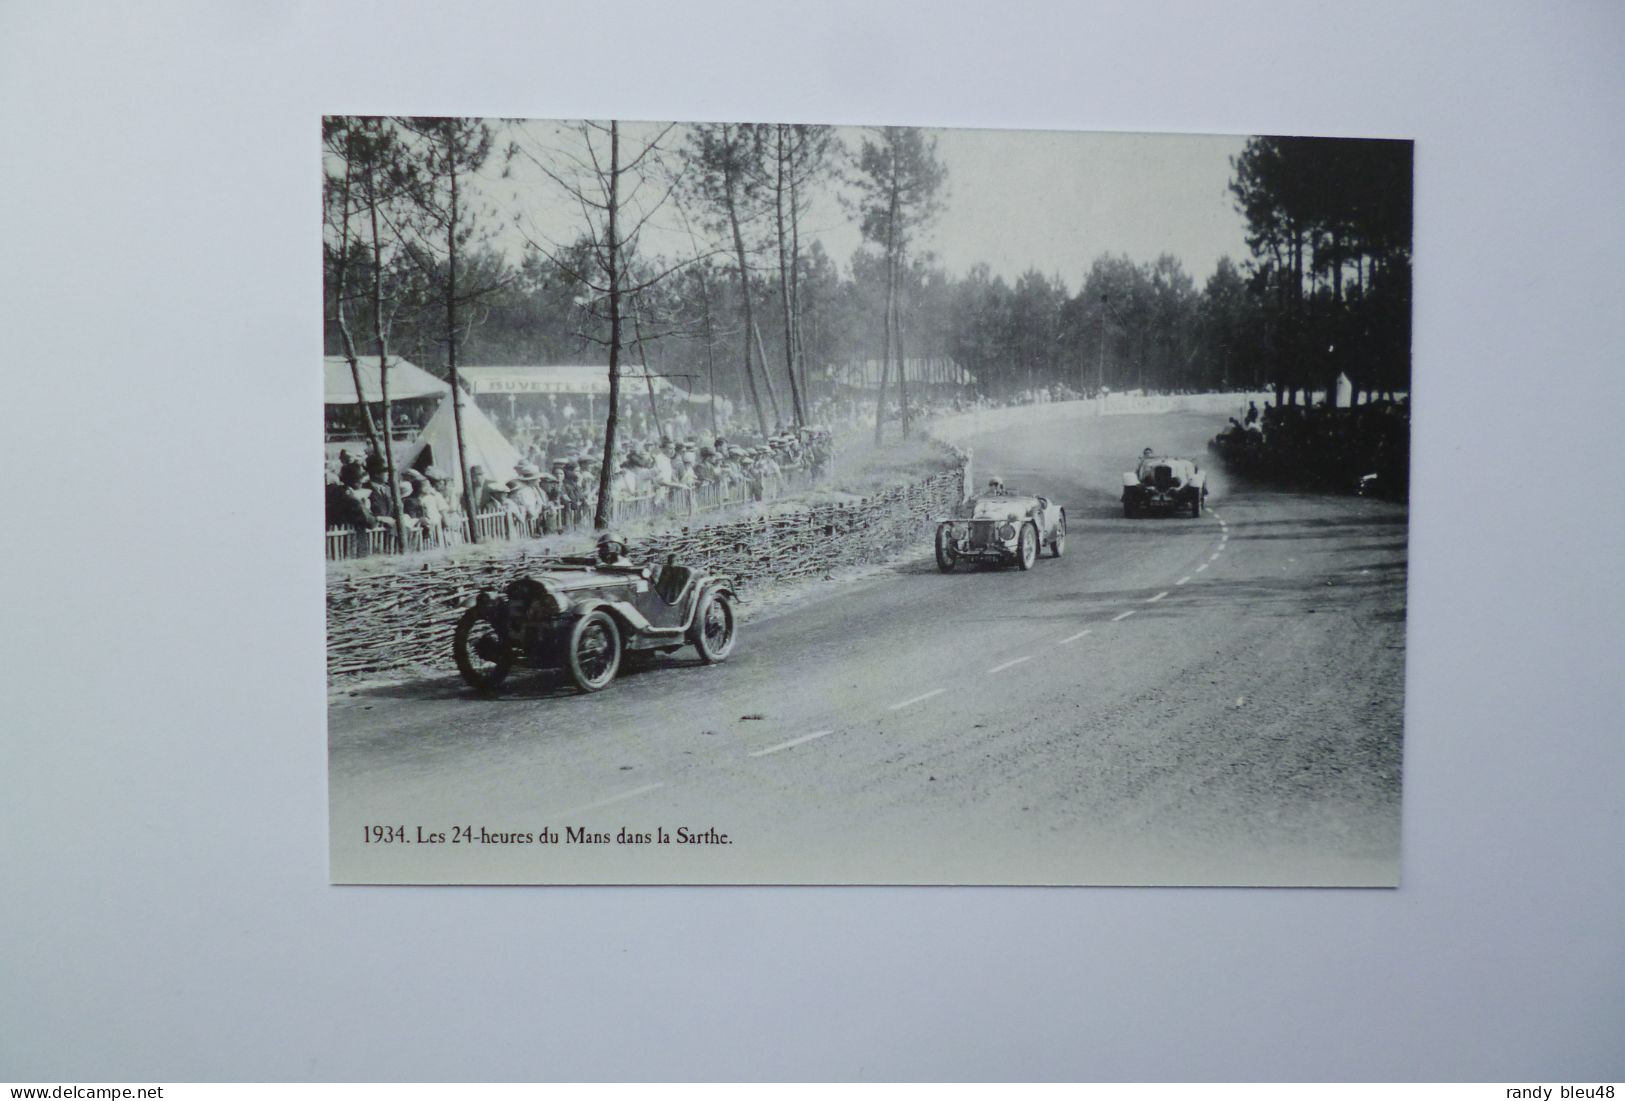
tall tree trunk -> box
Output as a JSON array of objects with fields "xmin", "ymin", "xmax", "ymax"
[
  {"xmin": 445, "ymin": 153, "xmax": 478, "ymax": 541},
  {"xmin": 752, "ymin": 319, "xmax": 782, "ymax": 428},
  {"xmin": 330, "ymin": 158, "xmax": 382, "ymax": 459},
  {"xmin": 888, "ymin": 153, "xmax": 910, "ymax": 436},
  {"xmin": 788, "ymin": 146, "xmax": 809, "ymax": 416},
  {"xmin": 1328, "ymin": 228, "xmax": 1346, "ymax": 406},
  {"xmin": 774, "ymin": 127, "xmax": 804, "ymax": 426},
  {"xmin": 697, "ymin": 265, "xmax": 719, "ymax": 434},
  {"xmin": 894, "ymin": 274, "xmax": 911, "ymax": 437},
  {"xmin": 873, "ymin": 324, "xmax": 891, "ymax": 445},
  {"xmin": 632, "ymin": 305, "xmax": 663, "ymax": 441},
  {"xmin": 595, "ymin": 122, "xmax": 623, "ymax": 530},
  {"xmin": 365, "ymin": 164, "xmax": 405, "ymax": 543},
  {"xmin": 723, "ymin": 142, "xmax": 769, "ymax": 438}
]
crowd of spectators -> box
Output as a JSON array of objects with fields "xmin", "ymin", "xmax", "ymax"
[
  {"xmin": 1208, "ymin": 397, "xmax": 1411, "ymax": 499},
  {"xmin": 324, "ymin": 450, "xmax": 464, "ymax": 540},
  {"xmin": 478, "ymin": 423, "xmax": 836, "ymax": 536},
  {"xmin": 324, "ymin": 386, "xmax": 1072, "ymax": 555},
  {"xmin": 324, "ymin": 417, "xmax": 836, "ymax": 551}
]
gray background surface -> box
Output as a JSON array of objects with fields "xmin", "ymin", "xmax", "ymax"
[{"xmin": 3, "ymin": 0, "xmax": 1622, "ymax": 1081}]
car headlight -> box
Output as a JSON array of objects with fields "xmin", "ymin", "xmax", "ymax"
[{"xmin": 998, "ymin": 523, "xmax": 1017, "ymax": 540}]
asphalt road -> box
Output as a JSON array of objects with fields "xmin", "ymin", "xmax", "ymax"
[{"xmin": 328, "ymin": 408, "xmax": 1407, "ymax": 885}]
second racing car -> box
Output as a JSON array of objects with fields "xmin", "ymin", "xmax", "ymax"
[{"xmin": 934, "ymin": 478, "xmax": 1066, "ymax": 572}]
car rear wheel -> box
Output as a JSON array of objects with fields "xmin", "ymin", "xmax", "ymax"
[
  {"xmin": 453, "ymin": 607, "xmax": 513, "ymax": 693},
  {"xmin": 1123, "ymin": 499, "xmax": 1136, "ymax": 519},
  {"xmin": 1190, "ymin": 492, "xmax": 1202, "ymax": 518},
  {"xmin": 934, "ymin": 526, "xmax": 957, "ymax": 572},
  {"xmin": 566, "ymin": 610, "xmax": 621, "ymax": 693},
  {"xmin": 1049, "ymin": 513, "xmax": 1066, "ymax": 558},
  {"xmin": 1016, "ymin": 523, "xmax": 1037, "ymax": 570}
]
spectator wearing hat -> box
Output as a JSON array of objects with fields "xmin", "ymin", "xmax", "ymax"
[
  {"xmin": 652, "ymin": 438, "xmax": 676, "ymax": 484},
  {"xmin": 751, "ymin": 445, "xmax": 782, "ymax": 500},
  {"xmin": 337, "ymin": 449, "xmax": 365, "ymax": 491},
  {"xmin": 472, "ymin": 466, "xmax": 511, "ymax": 514},
  {"xmin": 557, "ymin": 461, "xmax": 585, "ymax": 527},
  {"xmin": 809, "ymin": 430, "xmax": 832, "ymax": 477},
  {"xmin": 367, "ymin": 470, "xmax": 396, "ymax": 524},
  {"xmin": 486, "ymin": 479, "xmax": 525, "ymax": 535},
  {"xmin": 535, "ymin": 470, "xmax": 564, "ymax": 533},
  {"xmin": 394, "ymin": 476, "xmax": 427, "ymax": 543},
  {"xmin": 612, "ymin": 455, "xmax": 642, "ymax": 506},
  {"xmin": 691, "ymin": 447, "xmax": 719, "ymax": 487},
  {"xmin": 416, "ymin": 469, "xmax": 455, "ymax": 540},
  {"xmin": 508, "ymin": 462, "xmax": 547, "ymax": 535},
  {"xmin": 326, "ymin": 469, "xmax": 374, "ymax": 534}
]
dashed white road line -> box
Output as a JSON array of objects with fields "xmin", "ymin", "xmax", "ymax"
[
  {"xmin": 749, "ymin": 730, "xmax": 835, "ymax": 758},
  {"xmin": 740, "ymin": 506, "xmax": 1236, "ymax": 769},
  {"xmin": 559, "ymin": 498, "xmax": 1245, "ymax": 802},
  {"xmin": 554, "ymin": 782, "xmax": 664, "ymax": 817},
  {"xmin": 888, "ymin": 688, "xmax": 946, "ymax": 711}
]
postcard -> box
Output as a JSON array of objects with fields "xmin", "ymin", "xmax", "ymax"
[{"xmin": 324, "ymin": 117, "xmax": 1411, "ymax": 885}]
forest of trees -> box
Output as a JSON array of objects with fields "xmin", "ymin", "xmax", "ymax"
[{"xmin": 323, "ymin": 119, "xmax": 1413, "ymax": 525}]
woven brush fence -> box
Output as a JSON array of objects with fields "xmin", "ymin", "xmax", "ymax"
[{"xmin": 326, "ymin": 463, "xmax": 966, "ymax": 679}]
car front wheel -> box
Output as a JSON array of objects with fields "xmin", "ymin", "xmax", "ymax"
[
  {"xmin": 453, "ymin": 606, "xmax": 513, "ymax": 693},
  {"xmin": 1049, "ymin": 513, "xmax": 1066, "ymax": 558},
  {"xmin": 691, "ymin": 588, "xmax": 737, "ymax": 663},
  {"xmin": 1016, "ymin": 523, "xmax": 1037, "ymax": 570},
  {"xmin": 566, "ymin": 610, "xmax": 622, "ymax": 693},
  {"xmin": 935, "ymin": 526, "xmax": 957, "ymax": 572}
]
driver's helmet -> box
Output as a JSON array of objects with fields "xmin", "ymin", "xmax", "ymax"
[
  {"xmin": 986, "ymin": 477, "xmax": 1005, "ymax": 494},
  {"xmin": 1142, "ymin": 447, "xmax": 1154, "ymax": 458},
  {"xmin": 595, "ymin": 531, "xmax": 627, "ymax": 558}
]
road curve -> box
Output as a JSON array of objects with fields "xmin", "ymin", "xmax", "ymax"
[{"xmin": 329, "ymin": 408, "xmax": 1406, "ymax": 885}]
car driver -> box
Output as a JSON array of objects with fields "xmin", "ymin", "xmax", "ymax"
[{"xmin": 595, "ymin": 531, "xmax": 635, "ymax": 569}]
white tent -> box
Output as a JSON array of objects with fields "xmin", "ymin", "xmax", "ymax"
[
  {"xmin": 323, "ymin": 355, "xmax": 448, "ymax": 404},
  {"xmin": 402, "ymin": 393, "xmax": 521, "ymax": 494}
]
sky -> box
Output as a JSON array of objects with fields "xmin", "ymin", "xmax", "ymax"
[{"xmin": 466, "ymin": 120, "xmax": 1254, "ymax": 292}]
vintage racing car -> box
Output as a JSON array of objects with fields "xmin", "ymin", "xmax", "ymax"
[
  {"xmin": 1122, "ymin": 452, "xmax": 1207, "ymax": 517},
  {"xmin": 452, "ymin": 554, "xmax": 738, "ymax": 694},
  {"xmin": 934, "ymin": 480, "xmax": 1066, "ymax": 572}
]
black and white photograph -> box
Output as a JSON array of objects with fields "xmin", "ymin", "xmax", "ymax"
[{"xmin": 324, "ymin": 118, "xmax": 1413, "ymax": 886}]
